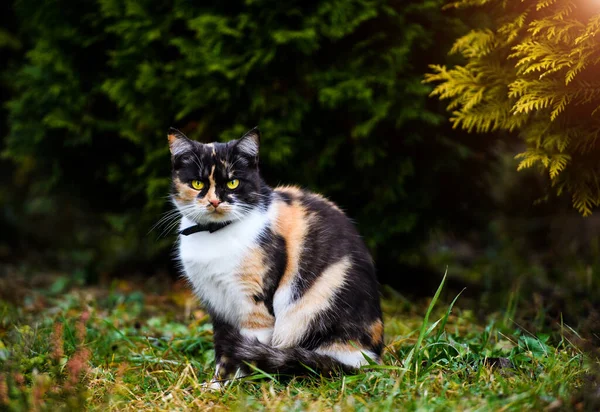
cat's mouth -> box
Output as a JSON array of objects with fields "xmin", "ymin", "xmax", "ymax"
[
  {"xmin": 208, "ymin": 210, "xmax": 228, "ymax": 217},
  {"xmin": 179, "ymin": 201, "xmax": 242, "ymax": 225},
  {"xmin": 204, "ymin": 204, "xmax": 234, "ymax": 221},
  {"xmin": 185, "ymin": 211, "xmax": 231, "ymax": 226},
  {"xmin": 207, "ymin": 204, "xmax": 230, "ymax": 216}
]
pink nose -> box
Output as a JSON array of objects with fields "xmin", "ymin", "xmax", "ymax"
[{"xmin": 209, "ymin": 199, "xmax": 221, "ymax": 208}]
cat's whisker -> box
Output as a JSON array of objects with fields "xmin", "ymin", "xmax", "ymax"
[
  {"xmin": 154, "ymin": 212, "xmax": 180, "ymax": 228},
  {"xmin": 151, "ymin": 214, "xmax": 177, "ymax": 231},
  {"xmin": 159, "ymin": 219, "xmax": 182, "ymax": 238},
  {"xmin": 151, "ymin": 203, "xmax": 201, "ymax": 237},
  {"xmin": 150, "ymin": 210, "xmax": 184, "ymax": 234},
  {"xmin": 230, "ymin": 210, "xmax": 247, "ymax": 221},
  {"xmin": 157, "ymin": 212, "xmax": 192, "ymax": 237}
]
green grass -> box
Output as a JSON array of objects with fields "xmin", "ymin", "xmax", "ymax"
[{"xmin": 0, "ymin": 272, "xmax": 595, "ymax": 411}]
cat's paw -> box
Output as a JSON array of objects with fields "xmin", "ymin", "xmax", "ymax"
[
  {"xmin": 200, "ymin": 367, "xmax": 245, "ymax": 391},
  {"xmin": 200, "ymin": 380, "xmax": 224, "ymax": 391}
]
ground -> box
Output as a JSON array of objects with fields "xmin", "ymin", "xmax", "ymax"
[{"xmin": 0, "ymin": 270, "xmax": 596, "ymax": 411}]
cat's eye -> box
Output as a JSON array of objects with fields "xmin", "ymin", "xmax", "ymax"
[
  {"xmin": 191, "ymin": 180, "xmax": 205, "ymax": 190},
  {"xmin": 227, "ymin": 179, "xmax": 240, "ymax": 190}
]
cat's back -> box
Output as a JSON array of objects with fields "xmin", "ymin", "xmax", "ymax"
[
  {"xmin": 272, "ymin": 185, "xmax": 372, "ymax": 262},
  {"xmin": 269, "ymin": 186, "xmax": 381, "ymax": 351}
]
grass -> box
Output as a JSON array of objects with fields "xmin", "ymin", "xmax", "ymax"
[{"xmin": 0, "ymin": 271, "xmax": 596, "ymax": 411}]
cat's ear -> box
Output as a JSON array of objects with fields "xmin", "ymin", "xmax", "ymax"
[
  {"xmin": 234, "ymin": 127, "xmax": 260, "ymax": 162},
  {"xmin": 168, "ymin": 127, "xmax": 194, "ymax": 157}
]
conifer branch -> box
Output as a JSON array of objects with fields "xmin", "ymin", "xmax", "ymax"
[{"xmin": 426, "ymin": 0, "xmax": 600, "ymax": 215}]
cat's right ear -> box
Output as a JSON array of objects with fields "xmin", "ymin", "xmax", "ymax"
[
  {"xmin": 234, "ymin": 127, "xmax": 260, "ymax": 161},
  {"xmin": 168, "ymin": 127, "xmax": 193, "ymax": 157}
]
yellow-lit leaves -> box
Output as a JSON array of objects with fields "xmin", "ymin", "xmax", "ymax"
[
  {"xmin": 450, "ymin": 29, "xmax": 498, "ymax": 58},
  {"xmin": 572, "ymin": 181, "xmax": 599, "ymax": 217},
  {"xmin": 426, "ymin": 0, "xmax": 600, "ymax": 215},
  {"xmin": 516, "ymin": 151, "xmax": 570, "ymax": 178}
]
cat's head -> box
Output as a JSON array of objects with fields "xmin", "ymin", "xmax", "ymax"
[{"xmin": 168, "ymin": 127, "xmax": 264, "ymax": 224}]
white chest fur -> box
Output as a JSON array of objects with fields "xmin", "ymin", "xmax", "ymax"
[{"xmin": 177, "ymin": 206, "xmax": 274, "ymax": 327}]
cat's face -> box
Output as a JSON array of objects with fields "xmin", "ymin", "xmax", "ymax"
[{"xmin": 168, "ymin": 128, "xmax": 263, "ymax": 224}]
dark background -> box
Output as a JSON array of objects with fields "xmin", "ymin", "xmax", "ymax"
[{"xmin": 0, "ymin": 0, "xmax": 598, "ymax": 336}]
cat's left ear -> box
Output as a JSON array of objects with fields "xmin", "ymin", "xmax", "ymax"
[
  {"xmin": 235, "ymin": 127, "xmax": 260, "ymax": 163},
  {"xmin": 168, "ymin": 127, "xmax": 194, "ymax": 157}
]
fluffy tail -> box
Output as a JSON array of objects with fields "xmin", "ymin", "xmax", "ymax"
[{"xmin": 229, "ymin": 337, "xmax": 363, "ymax": 376}]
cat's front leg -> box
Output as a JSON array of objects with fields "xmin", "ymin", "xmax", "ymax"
[
  {"xmin": 208, "ymin": 304, "xmax": 275, "ymax": 388},
  {"xmin": 201, "ymin": 360, "xmax": 242, "ymax": 391},
  {"xmin": 209, "ymin": 318, "xmax": 247, "ymax": 388}
]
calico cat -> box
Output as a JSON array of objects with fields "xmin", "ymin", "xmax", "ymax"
[{"xmin": 168, "ymin": 127, "xmax": 383, "ymax": 384}]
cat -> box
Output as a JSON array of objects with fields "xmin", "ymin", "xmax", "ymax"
[{"xmin": 168, "ymin": 127, "xmax": 383, "ymax": 385}]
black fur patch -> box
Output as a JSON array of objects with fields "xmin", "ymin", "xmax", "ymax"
[
  {"xmin": 257, "ymin": 228, "xmax": 287, "ymax": 317},
  {"xmin": 276, "ymin": 190, "xmax": 293, "ymax": 205}
]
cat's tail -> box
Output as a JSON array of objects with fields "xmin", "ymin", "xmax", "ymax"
[{"xmin": 229, "ymin": 336, "xmax": 376, "ymax": 376}]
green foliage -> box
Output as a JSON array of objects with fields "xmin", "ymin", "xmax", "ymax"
[
  {"xmin": 1, "ymin": 0, "xmax": 484, "ymax": 274},
  {"xmin": 0, "ymin": 273, "xmax": 592, "ymax": 410},
  {"xmin": 425, "ymin": 0, "xmax": 600, "ymax": 215}
]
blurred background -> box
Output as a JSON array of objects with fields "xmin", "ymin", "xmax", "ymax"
[{"xmin": 0, "ymin": 0, "xmax": 598, "ymax": 340}]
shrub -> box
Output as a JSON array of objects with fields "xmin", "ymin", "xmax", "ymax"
[
  {"xmin": 426, "ymin": 0, "xmax": 600, "ymax": 215},
  {"xmin": 2, "ymin": 0, "xmax": 488, "ymax": 277}
]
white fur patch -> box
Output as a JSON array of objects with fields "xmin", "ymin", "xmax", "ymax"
[
  {"xmin": 177, "ymin": 203, "xmax": 277, "ymax": 327},
  {"xmin": 314, "ymin": 348, "xmax": 376, "ymax": 368},
  {"xmin": 271, "ymin": 256, "xmax": 351, "ymax": 348},
  {"xmin": 240, "ymin": 327, "xmax": 273, "ymax": 344},
  {"xmin": 237, "ymin": 135, "xmax": 259, "ymax": 157},
  {"xmin": 169, "ymin": 137, "xmax": 193, "ymax": 157},
  {"xmin": 272, "ymin": 286, "xmax": 293, "ymax": 330}
]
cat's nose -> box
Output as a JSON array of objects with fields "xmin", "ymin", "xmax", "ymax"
[{"xmin": 208, "ymin": 199, "xmax": 221, "ymax": 208}]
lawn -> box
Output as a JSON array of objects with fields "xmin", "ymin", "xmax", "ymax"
[{"xmin": 0, "ymin": 270, "xmax": 595, "ymax": 411}]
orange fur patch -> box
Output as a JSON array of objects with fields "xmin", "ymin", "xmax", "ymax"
[
  {"xmin": 317, "ymin": 341, "xmax": 366, "ymax": 353},
  {"xmin": 272, "ymin": 192, "xmax": 309, "ymax": 288},
  {"xmin": 173, "ymin": 177, "xmax": 198, "ymax": 203},
  {"xmin": 369, "ymin": 319, "xmax": 384, "ymax": 345},
  {"xmin": 238, "ymin": 247, "xmax": 267, "ymax": 297},
  {"xmin": 237, "ymin": 247, "xmax": 275, "ymax": 330},
  {"xmin": 206, "ymin": 165, "xmax": 217, "ymax": 204},
  {"xmin": 241, "ymin": 310, "xmax": 274, "ymax": 329}
]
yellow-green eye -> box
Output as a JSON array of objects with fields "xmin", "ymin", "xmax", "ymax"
[
  {"xmin": 227, "ymin": 179, "xmax": 240, "ymax": 190},
  {"xmin": 191, "ymin": 180, "xmax": 205, "ymax": 190}
]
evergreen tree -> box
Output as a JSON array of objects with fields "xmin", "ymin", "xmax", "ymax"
[
  {"xmin": 426, "ymin": 0, "xmax": 600, "ymax": 215},
  {"xmin": 2, "ymin": 0, "xmax": 488, "ymax": 276}
]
